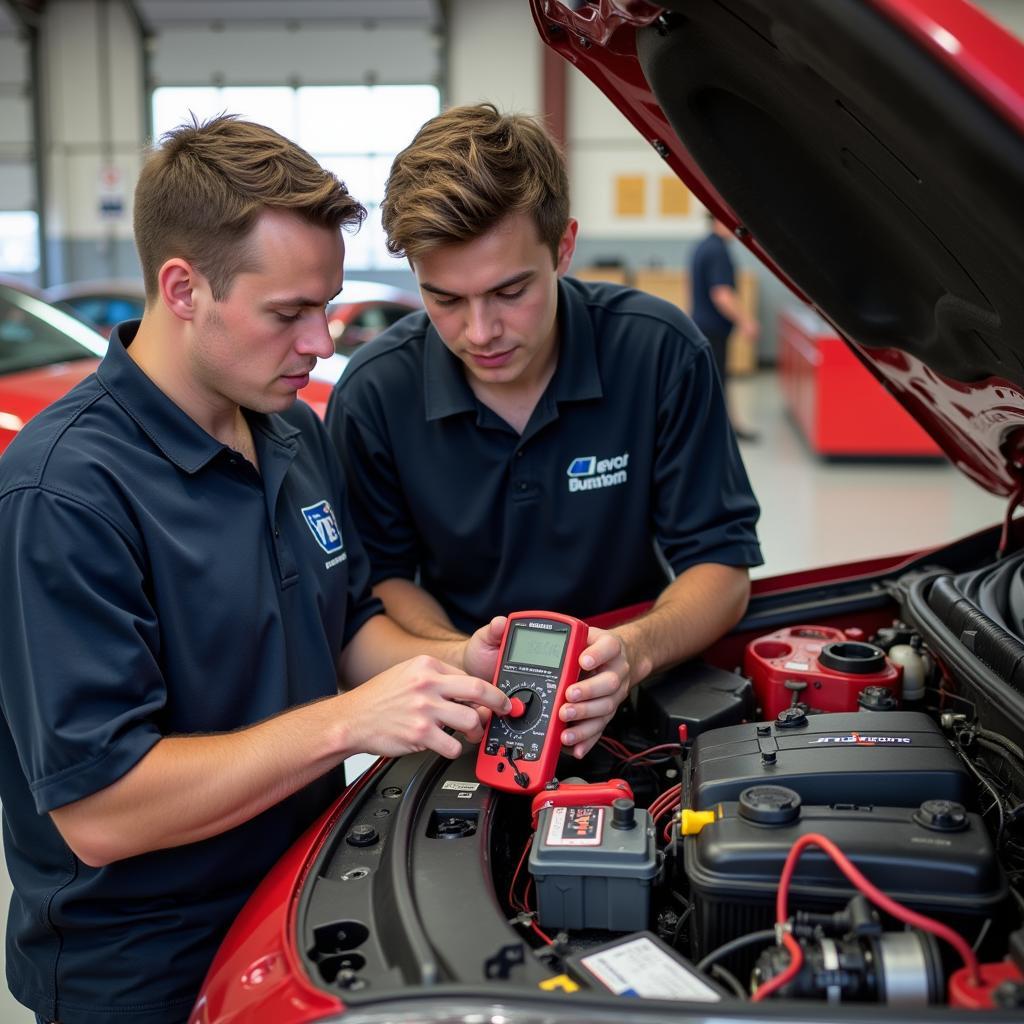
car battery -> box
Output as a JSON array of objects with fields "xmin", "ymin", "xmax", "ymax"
[
  {"xmin": 685, "ymin": 786, "xmax": 1006, "ymax": 963},
  {"xmin": 744, "ymin": 625, "xmax": 901, "ymax": 719},
  {"xmin": 687, "ymin": 711, "xmax": 970, "ymax": 809},
  {"xmin": 528, "ymin": 800, "xmax": 658, "ymax": 931}
]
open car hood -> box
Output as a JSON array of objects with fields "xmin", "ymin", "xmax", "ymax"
[{"xmin": 532, "ymin": 0, "xmax": 1024, "ymax": 496}]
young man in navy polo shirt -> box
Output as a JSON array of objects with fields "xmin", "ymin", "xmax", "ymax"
[
  {"xmin": 326, "ymin": 104, "xmax": 763, "ymax": 761},
  {"xmin": 0, "ymin": 116, "xmax": 550, "ymax": 1024}
]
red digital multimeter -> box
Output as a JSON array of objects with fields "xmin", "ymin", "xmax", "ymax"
[{"xmin": 475, "ymin": 611, "xmax": 590, "ymax": 795}]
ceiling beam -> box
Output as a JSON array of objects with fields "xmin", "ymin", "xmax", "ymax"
[{"xmin": 2, "ymin": 0, "xmax": 45, "ymax": 33}]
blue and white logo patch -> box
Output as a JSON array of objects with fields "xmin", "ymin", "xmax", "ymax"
[
  {"xmin": 567, "ymin": 456, "xmax": 597, "ymax": 478},
  {"xmin": 302, "ymin": 500, "xmax": 343, "ymax": 554},
  {"xmin": 566, "ymin": 452, "xmax": 630, "ymax": 493}
]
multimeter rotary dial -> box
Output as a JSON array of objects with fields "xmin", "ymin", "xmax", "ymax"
[{"xmin": 503, "ymin": 687, "xmax": 545, "ymax": 732}]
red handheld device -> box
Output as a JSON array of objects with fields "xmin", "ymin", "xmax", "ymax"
[{"xmin": 475, "ymin": 611, "xmax": 589, "ymax": 795}]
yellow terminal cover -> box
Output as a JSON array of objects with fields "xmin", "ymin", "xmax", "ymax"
[
  {"xmin": 540, "ymin": 974, "xmax": 580, "ymax": 993},
  {"xmin": 680, "ymin": 809, "xmax": 717, "ymax": 835}
]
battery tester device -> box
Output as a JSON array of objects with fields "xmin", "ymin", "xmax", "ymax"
[{"xmin": 476, "ymin": 611, "xmax": 589, "ymax": 795}]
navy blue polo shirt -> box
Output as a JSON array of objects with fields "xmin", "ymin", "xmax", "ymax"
[
  {"xmin": 0, "ymin": 323, "xmax": 382, "ymax": 1024},
  {"xmin": 326, "ymin": 277, "xmax": 762, "ymax": 634},
  {"xmin": 691, "ymin": 232, "xmax": 736, "ymax": 338}
]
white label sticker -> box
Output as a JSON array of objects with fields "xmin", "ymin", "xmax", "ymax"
[
  {"xmin": 783, "ymin": 660, "xmax": 810, "ymax": 671},
  {"xmin": 441, "ymin": 780, "xmax": 480, "ymax": 792},
  {"xmin": 581, "ymin": 936, "xmax": 722, "ymax": 1001}
]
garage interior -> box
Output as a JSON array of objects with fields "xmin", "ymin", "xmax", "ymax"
[{"xmin": 1, "ymin": 1, "xmax": 1022, "ymax": 1020}]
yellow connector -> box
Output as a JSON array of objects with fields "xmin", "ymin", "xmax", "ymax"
[
  {"xmin": 539, "ymin": 974, "xmax": 580, "ymax": 993},
  {"xmin": 680, "ymin": 808, "xmax": 718, "ymax": 836}
]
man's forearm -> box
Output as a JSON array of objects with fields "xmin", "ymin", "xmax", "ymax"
[
  {"xmin": 50, "ymin": 694, "xmax": 353, "ymax": 867},
  {"xmin": 612, "ymin": 563, "xmax": 750, "ymax": 685},
  {"xmin": 337, "ymin": 600, "xmax": 469, "ymax": 683},
  {"xmin": 374, "ymin": 578, "xmax": 467, "ymax": 642}
]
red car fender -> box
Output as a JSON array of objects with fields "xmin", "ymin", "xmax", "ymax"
[{"xmin": 190, "ymin": 761, "xmax": 386, "ymax": 1024}]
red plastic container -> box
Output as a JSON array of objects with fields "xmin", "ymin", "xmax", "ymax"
[{"xmin": 744, "ymin": 625, "xmax": 902, "ymax": 719}]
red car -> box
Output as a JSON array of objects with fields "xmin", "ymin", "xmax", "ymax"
[
  {"xmin": 0, "ymin": 277, "xmax": 348, "ymax": 438},
  {"xmin": 184, "ymin": 1, "xmax": 1020, "ymax": 1019},
  {"xmin": 44, "ymin": 278, "xmax": 148, "ymax": 338},
  {"xmin": 326, "ymin": 279, "xmax": 421, "ymax": 356},
  {"xmin": 0, "ymin": 279, "xmax": 107, "ymax": 455}
]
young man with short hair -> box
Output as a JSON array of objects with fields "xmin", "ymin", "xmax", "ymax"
[
  {"xmin": 326, "ymin": 104, "xmax": 763, "ymax": 759},
  {"xmin": 0, "ymin": 115, "xmax": 550, "ymax": 1024}
]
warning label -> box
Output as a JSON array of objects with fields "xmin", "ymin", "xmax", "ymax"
[{"xmin": 546, "ymin": 805, "xmax": 604, "ymax": 846}]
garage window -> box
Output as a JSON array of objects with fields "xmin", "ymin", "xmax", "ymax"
[
  {"xmin": 0, "ymin": 211, "xmax": 39, "ymax": 275},
  {"xmin": 152, "ymin": 85, "xmax": 440, "ymax": 270}
]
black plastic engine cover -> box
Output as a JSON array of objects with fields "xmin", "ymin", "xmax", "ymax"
[
  {"xmin": 685, "ymin": 800, "xmax": 1005, "ymax": 962},
  {"xmin": 687, "ymin": 711, "xmax": 969, "ymax": 809}
]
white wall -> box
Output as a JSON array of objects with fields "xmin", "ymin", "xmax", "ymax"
[
  {"xmin": 0, "ymin": 34, "xmax": 32, "ymax": 211},
  {"xmin": 40, "ymin": 0, "xmax": 144, "ymax": 244},
  {"xmin": 446, "ymin": 0, "xmax": 540, "ymax": 113}
]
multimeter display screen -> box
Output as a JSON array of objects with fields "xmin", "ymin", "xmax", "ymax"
[{"xmin": 507, "ymin": 625, "xmax": 567, "ymax": 669}]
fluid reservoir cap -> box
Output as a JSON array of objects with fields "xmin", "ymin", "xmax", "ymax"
[
  {"xmin": 739, "ymin": 785, "xmax": 801, "ymax": 826},
  {"xmin": 818, "ymin": 641, "xmax": 887, "ymax": 675},
  {"xmin": 914, "ymin": 799, "xmax": 969, "ymax": 832},
  {"xmin": 858, "ymin": 685, "xmax": 898, "ymax": 711},
  {"xmin": 775, "ymin": 706, "xmax": 808, "ymax": 729}
]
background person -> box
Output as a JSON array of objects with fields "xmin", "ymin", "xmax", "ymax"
[
  {"xmin": 690, "ymin": 214, "xmax": 761, "ymax": 440},
  {"xmin": 0, "ymin": 115, "xmax": 529, "ymax": 1024},
  {"xmin": 326, "ymin": 104, "xmax": 763, "ymax": 760}
]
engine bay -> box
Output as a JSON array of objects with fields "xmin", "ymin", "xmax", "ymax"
[{"xmin": 298, "ymin": 537, "xmax": 1024, "ymax": 1014}]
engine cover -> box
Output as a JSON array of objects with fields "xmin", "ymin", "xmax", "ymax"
[
  {"xmin": 687, "ymin": 711, "xmax": 970, "ymax": 810},
  {"xmin": 685, "ymin": 794, "xmax": 1005, "ymax": 964}
]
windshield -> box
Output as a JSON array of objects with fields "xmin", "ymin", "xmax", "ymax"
[{"xmin": 0, "ymin": 285, "xmax": 107, "ymax": 376}]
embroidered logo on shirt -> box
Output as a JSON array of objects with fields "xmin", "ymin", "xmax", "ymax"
[
  {"xmin": 566, "ymin": 452, "xmax": 629, "ymax": 493},
  {"xmin": 302, "ymin": 499, "xmax": 344, "ymax": 556}
]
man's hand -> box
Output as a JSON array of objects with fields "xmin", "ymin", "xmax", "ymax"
[
  {"xmin": 558, "ymin": 627, "xmax": 632, "ymax": 759},
  {"xmin": 462, "ymin": 615, "xmax": 507, "ymax": 681},
  {"xmin": 340, "ymin": 654, "xmax": 511, "ymax": 759}
]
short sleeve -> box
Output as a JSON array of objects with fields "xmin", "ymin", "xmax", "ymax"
[
  {"xmin": 325, "ymin": 387, "xmax": 420, "ymax": 586},
  {"xmin": 707, "ymin": 239, "xmax": 736, "ymax": 290},
  {"xmin": 0, "ymin": 488, "xmax": 164, "ymax": 813},
  {"xmin": 652, "ymin": 343, "xmax": 763, "ymax": 574}
]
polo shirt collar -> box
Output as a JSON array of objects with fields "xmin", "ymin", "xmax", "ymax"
[
  {"xmin": 422, "ymin": 278, "xmax": 603, "ymax": 422},
  {"xmin": 97, "ymin": 320, "xmax": 299, "ymax": 474},
  {"xmin": 551, "ymin": 277, "xmax": 603, "ymax": 403},
  {"xmin": 423, "ymin": 322, "xmax": 477, "ymax": 422}
]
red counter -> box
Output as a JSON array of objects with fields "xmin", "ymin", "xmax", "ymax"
[{"xmin": 778, "ymin": 307, "xmax": 941, "ymax": 457}]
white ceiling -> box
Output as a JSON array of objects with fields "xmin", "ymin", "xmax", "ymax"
[{"xmin": 0, "ymin": 1, "xmax": 441, "ymax": 34}]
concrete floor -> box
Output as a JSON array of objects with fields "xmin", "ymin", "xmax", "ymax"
[{"xmin": 0, "ymin": 371, "xmax": 1009, "ymax": 1021}]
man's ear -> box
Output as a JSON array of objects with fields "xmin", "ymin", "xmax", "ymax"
[
  {"xmin": 555, "ymin": 219, "xmax": 579, "ymax": 277},
  {"xmin": 158, "ymin": 258, "xmax": 203, "ymax": 322}
]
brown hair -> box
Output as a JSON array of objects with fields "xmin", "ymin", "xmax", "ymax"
[
  {"xmin": 134, "ymin": 114, "xmax": 366, "ymax": 300},
  {"xmin": 382, "ymin": 103, "xmax": 569, "ymax": 263}
]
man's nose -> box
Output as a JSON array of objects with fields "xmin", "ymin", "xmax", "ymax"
[
  {"xmin": 465, "ymin": 301, "xmax": 500, "ymax": 346},
  {"xmin": 298, "ymin": 312, "xmax": 335, "ymax": 360}
]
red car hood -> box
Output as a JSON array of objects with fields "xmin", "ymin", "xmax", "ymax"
[
  {"xmin": 533, "ymin": 0, "xmax": 1024, "ymax": 497},
  {"xmin": 0, "ymin": 359, "xmax": 99, "ymax": 453}
]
